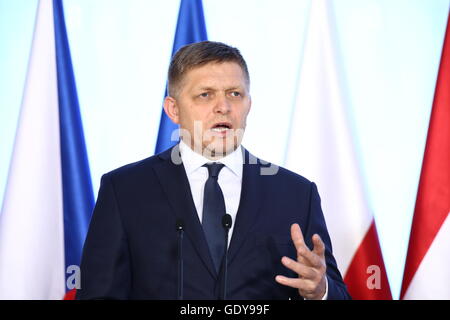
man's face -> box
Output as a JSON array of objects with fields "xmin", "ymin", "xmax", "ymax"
[{"xmin": 165, "ymin": 61, "xmax": 251, "ymax": 158}]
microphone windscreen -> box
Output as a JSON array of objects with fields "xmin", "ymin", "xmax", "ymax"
[
  {"xmin": 175, "ymin": 218, "xmax": 185, "ymax": 231},
  {"xmin": 222, "ymin": 214, "xmax": 232, "ymax": 229}
]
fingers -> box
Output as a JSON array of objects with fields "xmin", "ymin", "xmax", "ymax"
[
  {"xmin": 299, "ymin": 245, "xmax": 322, "ymax": 268},
  {"xmin": 281, "ymin": 256, "xmax": 316, "ymax": 279},
  {"xmin": 278, "ymin": 224, "xmax": 328, "ymax": 300},
  {"xmin": 291, "ymin": 224, "xmax": 325, "ymax": 268},
  {"xmin": 291, "ymin": 224, "xmax": 313, "ymax": 265},
  {"xmin": 275, "ymin": 275, "xmax": 320, "ymax": 298},
  {"xmin": 290, "ymin": 223, "xmax": 306, "ymax": 253},
  {"xmin": 275, "ymin": 274, "xmax": 326, "ymax": 300},
  {"xmin": 277, "ymin": 254, "xmax": 327, "ymax": 300},
  {"xmin": 275, "ymin": 275, "xmax": 308, "ymax": 289},
  {"xmin": 312, "ymin": 234, "xmax": 326, "ymax": 259}
]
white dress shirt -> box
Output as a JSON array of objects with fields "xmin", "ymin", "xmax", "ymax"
[
  {"xmin": 179, "ymin": 140, "xmax": 243, "ymax": 247},
  {"xmin": 178, "ymin": 140, "xmax": 328, "ymax": 299}
]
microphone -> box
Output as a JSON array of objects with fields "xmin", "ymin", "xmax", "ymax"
[
  {"xmin": 221, "ymin": 214, "xmax": 232, "ymax": 300},
  {"xmin": 175, "ymin": 218, "xmax": 185, "ymax": 300}
]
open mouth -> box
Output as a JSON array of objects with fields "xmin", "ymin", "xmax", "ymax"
[{"xmin": 210, "ymin": 122, "xmax": 232, "ymax": 133}]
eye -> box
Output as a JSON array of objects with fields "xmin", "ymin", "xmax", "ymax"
[
  {"xmin": 230, "ymin": 91, "xmax": 241, "ymax": 97},
  {"xmin": 199, "ymin": 92, "xmax": 209, "ymax": 98}
]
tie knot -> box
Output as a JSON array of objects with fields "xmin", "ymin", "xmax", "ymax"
[{"xmin": 203, "ymin": 162, "xmax": 225, "ymax": 178}]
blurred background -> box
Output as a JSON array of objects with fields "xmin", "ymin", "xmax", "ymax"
[{"xmin": 0, "ymin": 0, "xmax": 448, "ymax": 299}]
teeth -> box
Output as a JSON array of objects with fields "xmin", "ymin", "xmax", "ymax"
[{"xmin": 212, "ymin": 127, "xmax": 229, "ymax": 132}]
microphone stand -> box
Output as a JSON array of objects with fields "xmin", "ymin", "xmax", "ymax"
[
  {"xmin": 221, "ymin": 214, "xmax": 232, "ymax": 300},
  {"xmin": 176, "ymin": 219, "xmax": 185, "ymax": 300}
]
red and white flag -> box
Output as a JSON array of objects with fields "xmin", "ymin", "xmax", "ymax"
[
  {"xmin": 400, "ymin": 13, "xmax": 450, "ymax": 300},
  {"xmin": 285, "ymin": 0, "xmax": 392, "ymax": 299}
]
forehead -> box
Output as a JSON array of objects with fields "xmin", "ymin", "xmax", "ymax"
[{"xmin": 181, "ymin": 61, "xmax": 247, "ymax": 90}]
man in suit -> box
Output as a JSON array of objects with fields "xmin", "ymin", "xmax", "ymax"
[{"xmin": 77, "ymin": 41, "xmax": 350, "ymax": 300}]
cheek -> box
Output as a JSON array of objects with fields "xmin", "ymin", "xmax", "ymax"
[
  {"xmin": 183, "ymin": 105, "xmax": 208, "ymax": 121},
  {"xmin": 179, "ymin": 108, "xmax": 210, "ymax": 133},
  {"xmin": 178, "ymin": 106, "xmax": 195, "ymax": 124},
  {"xmin": 237, "ymin": 107, "xmax": 250, "ymax": 124}
]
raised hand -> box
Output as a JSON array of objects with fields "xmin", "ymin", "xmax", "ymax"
[{"xmin": 275, "ymin": 223, "xmax": 327, "ymax": 300}]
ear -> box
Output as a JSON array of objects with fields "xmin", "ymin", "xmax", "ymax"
[{"xmin": 163, "ymin": 96, "xmax": 180, "ymax": 124}]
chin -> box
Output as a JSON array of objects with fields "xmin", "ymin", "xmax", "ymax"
[{"xmin": 203, "ymin": 139, "xmax": 238, "ymax": 158}]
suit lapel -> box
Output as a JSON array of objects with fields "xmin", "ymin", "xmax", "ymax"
[
  {"xmin": 153, "ymin": 145, "xmax": 218, "ymax": 279},
  {"xmin": 227, "ymin": 149, "xmax": 264, "ymax": 266}
]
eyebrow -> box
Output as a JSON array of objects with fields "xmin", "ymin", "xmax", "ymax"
[
  {"xmin": 197, "ymin": 86, "xmax": 244, "ymax": 91},
  {"xmin": 197, "ymin": 86, "xmax": 216, "ymax": 91},
  {"xmin": 226, "ymin": 86, "xmax": 244, "ymax": 91}
]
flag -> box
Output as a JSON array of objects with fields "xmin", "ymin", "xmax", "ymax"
[
  {"xmin": 400, "ymin": 13, "xmax": 450, "ymax": 300},
  {"xmin": 154, "ymin": 0, "xmax": 208, "ymax": 154},
  {"xmin": 0, "ymin": 0, "xmax": 94, "ymax": 299},
  {"xmin": 284, "ymin": 0, "xmax": 392, "ymax": 299}
]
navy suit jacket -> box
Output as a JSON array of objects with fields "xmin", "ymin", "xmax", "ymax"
[{"xmin": 77, "ymin": 145, "xmax": 350, "ymax": 300}]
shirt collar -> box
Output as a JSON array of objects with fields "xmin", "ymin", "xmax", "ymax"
[{"xmin": 179, "ymin": 140, "xmax": 243, "ymax": 178}]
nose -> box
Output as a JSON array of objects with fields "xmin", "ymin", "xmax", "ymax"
[{"xmin": 213, "ymin": 94, "xmax": 231, "ymax": 114}]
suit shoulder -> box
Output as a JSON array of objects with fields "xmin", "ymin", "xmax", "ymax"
[
  {"xmin": 250, "ymin": 154, "xmax": 313, "ymax": 188},
  {"xmin": 275, "ymin": 165, "xmax": 313, "ymax": 186},
  {"xmin": 245, "ymin": 148, "xmax": 314, "ymax": 187},
  {"xmin": 103, "ymin": 148, "xmax": 171, "ymax": 181}
]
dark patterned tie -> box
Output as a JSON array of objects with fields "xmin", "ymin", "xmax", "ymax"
[{"xmin": 202, "ymin": 162, "xmax": 226, "ymax": 273}]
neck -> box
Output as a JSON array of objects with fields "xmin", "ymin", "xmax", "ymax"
[{"xmin": 181, "ymin": 139, "xmax": 239, "ymax": 161}]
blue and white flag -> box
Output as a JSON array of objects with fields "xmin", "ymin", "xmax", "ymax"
[
  {"xmin": 154, "ymin": 0, "xmax": 208, "ymax": 154},
  {"xmin": 0, "ymin": 0, "xmax": 93, "ymax": 299}
]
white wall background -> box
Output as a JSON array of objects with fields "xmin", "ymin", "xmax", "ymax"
[{"xmin": 0, "ymin": 0, "xmax": 448, "ymax": 299}]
